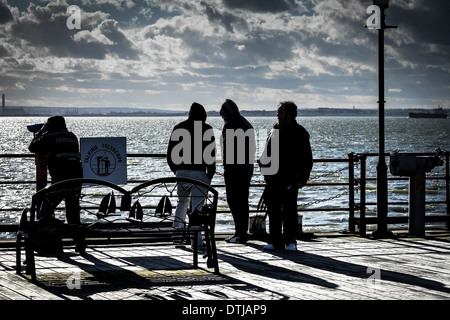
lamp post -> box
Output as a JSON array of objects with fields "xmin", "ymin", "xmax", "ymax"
[{"xmin": 370, "ymin": 0, "xmax": 397, "ymax": 238}]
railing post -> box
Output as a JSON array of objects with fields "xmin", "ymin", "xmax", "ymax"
[
  {"xmin": 348, "ymin": 153, "xmax": 356, "ymax": 233},
  {"xmin": 446, "ymin": 151, "xmax": 450, "ymax": 229},
  {"xmin": 359, "ymin": 155, "xmax": 367, "ymax": 237},
  {"xmin": 34, "ymin": 153, "xmax": 47, "ymax": 219}
]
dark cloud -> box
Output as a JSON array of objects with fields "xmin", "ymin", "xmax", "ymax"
[
  {"xmin": 0, "ymin": 1, "xmax": 13, "ymax": 24},
  {"xmin": 0, "ymin": 44, "xmax": 10, "ymax": 57},
  {"xmin": 383, "ymin": 0, "xmax": 450, "ymax": 90},
  {"xmin": 222, "ymin": 0, "xmax": 299, "ymax": 13},
  {"xmin": 201, "ymin": 1, "xmax": 248, "ymax": 33},
  {"xmin": 391, "ymin": 0, "xmax": 450, "ymax": 46},
  {"xmin": 94, "ymin": 19, "xmax": 139, "ymax": 59},
  {"xmin": 7, "ymin": 2, "xmax": 139, "ymax": 59}
]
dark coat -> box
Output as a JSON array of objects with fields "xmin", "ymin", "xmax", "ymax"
[
  {"xmin": 166, "ymin": 103, "xmax": 216, "ymax": 180},
  {"xmin": 220, "ymin": 100, "xmax": 255, "ymax": 170},
  {"xmin": 262, "ymin": 120, "xmax": 313, "ymax": 186},
  {"xmin": 28, "ymin": 117, "xmax": 83, "ymax": 183}
]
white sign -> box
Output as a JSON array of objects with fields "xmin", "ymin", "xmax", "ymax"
[{"xmin": 80, "ymin": 137, "xmax": 127, "ymax": 184}]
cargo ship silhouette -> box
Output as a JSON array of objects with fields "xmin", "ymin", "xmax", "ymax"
[{"xmin": 409, "ymin": 106, "xmax": 447, "ymax": 118}]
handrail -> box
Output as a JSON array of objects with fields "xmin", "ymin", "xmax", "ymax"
[
  {"xmin": 0, "ymin": 153, "xmax": 357, "ymax": 230},
  {"xmin": 1, "ymin": 152, "xmax": 449, "ymax": 237}
]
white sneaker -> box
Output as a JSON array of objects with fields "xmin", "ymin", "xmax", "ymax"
[{"xmin": 285, "ymin": 243, "xmax": 297, "ymax": 251}]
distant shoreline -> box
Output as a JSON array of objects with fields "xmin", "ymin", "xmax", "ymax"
[{"xmin": 1, "ymin": 107, "xmax": 448, "ymax": 118}]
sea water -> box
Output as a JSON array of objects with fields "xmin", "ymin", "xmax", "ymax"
[{"xmin": 0, "ymin": 116, "xmax": 449, "ymax": 235}]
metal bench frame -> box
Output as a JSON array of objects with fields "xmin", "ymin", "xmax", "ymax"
[{"xmin": 16, "ymin": 177, "xmax": 219, "ymax": 281}]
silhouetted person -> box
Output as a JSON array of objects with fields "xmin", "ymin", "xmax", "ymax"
[
  {"xmin": 260, "ymin": 101, "xmax": 313, "ymax": 251},
  {"xmin": 167, "ymin": 102, "xmax": 216, "ymax": 247},
  {"xmin": 220, "ymin": 99, "xmax": 255, "ymax": 244},
  {"xmin": 29, "ymin": 116, "xmax": 85, "ymax": 253}
]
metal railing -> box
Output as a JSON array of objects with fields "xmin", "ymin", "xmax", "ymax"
[
  {"xmin": 0, "ymin": 152, "xmax": 449, "ymax": 238},
  {"xmin": 351, "ymin": 152, "xmax": 450, "ymax": 236}
]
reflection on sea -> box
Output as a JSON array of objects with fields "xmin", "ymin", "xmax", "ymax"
[{"xmin": 1, "ymin": 116, "xmax": 449, "ymax": 234}]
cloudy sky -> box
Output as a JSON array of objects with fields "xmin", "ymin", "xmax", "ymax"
[{"xmin": 0, "ymin": 0, "xmax": 449, "ymax": 111}]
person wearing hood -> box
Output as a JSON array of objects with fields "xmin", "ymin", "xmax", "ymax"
[
  {"xmin": 28, "ymin": 116, "xmax": 85, "ymax": 253},
  {"xmin": 220, "ymin": 99, "xmax": 255, "ymax": 244},
  {"xmin": 167, "ymin": 102, "xmax": 216, "ymax": 247},
  {"xmin": 29, "ymin": 116, "xmax": 83, "ymax": 185}
]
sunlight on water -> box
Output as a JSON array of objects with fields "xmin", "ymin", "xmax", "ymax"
[{"xmin": 1, "ymin": 116, "xmax": 449, "ymax": 235}]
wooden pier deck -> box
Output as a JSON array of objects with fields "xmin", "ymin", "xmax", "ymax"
[{"xmin": 1, "ymin": 230, "xmax": 449, "ymax": 306}]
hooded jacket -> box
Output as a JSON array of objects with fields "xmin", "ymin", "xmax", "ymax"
[
  {"xmin": 28, "ymin": 116, "xmax": 83, "ymax": 183},
  {"xmin": 220, "ymin": 100, "xmax": 255, "ymax": 170},
  {"xmin": 167, "ymin": 103, "xmax": 216, "ymax": 180}
]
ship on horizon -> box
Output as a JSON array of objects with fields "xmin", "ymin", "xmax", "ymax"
[{"xmin": 409, "ymin": 106, "xmax": 448, "ymax": 119}]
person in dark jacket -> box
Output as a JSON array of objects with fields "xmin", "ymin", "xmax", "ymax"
[
  {"xmin": 260, "ymin": 101, "xmax": 313, "ymax": 251},
  {"xmin": 28, "ymin": 116, "xmax": 85, "ymax": 252},
  {"xmin": 167, "ymin": 102, "xmax": 216, "ymax": 246},
  {"xmin": 220, "ymin": 99, "xmax": 256, "ymax": 244}
]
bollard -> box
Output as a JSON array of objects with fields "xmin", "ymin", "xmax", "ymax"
[{"xmin": 409, "ymin": 166, "xmax": 426, "ymax": 236}]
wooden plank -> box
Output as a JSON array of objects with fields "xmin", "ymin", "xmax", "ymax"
[
  {"xmin": 0, "ymin": 232, "xmax": 449, "ymax": 300},
  {"xmin": 0, "ymin": 272, "xmax": 63, "ymax": 300}
]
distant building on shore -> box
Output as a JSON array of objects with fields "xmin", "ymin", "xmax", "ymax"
[{"xmin": 0, "ymin": 98, "xmax": 447, "ymax": 118}]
